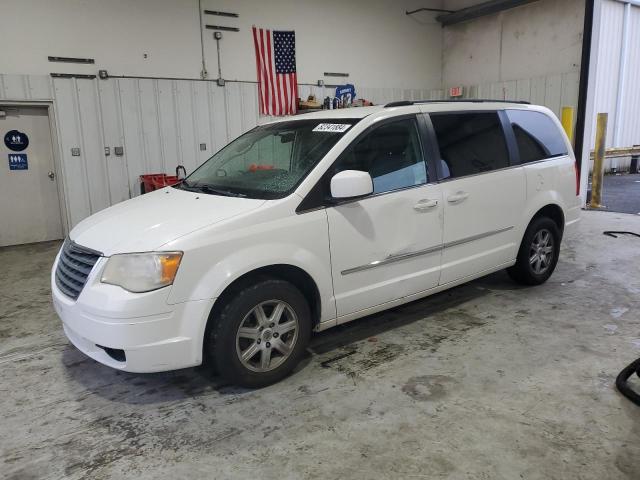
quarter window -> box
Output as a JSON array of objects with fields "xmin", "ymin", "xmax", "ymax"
[
  {"xmin": 334, "ymin": 118, "xmax": 427, "ymax": 194},
  {"xmin": 430, "ymin": 112, "xmax": 510, "ymax": 179},
  {"xmin": 506, "ymin": 110, "xmax": 569, "ymax": 163}
]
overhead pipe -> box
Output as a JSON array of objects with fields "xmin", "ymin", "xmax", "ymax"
[
  {"xmin": 198, "ymin": 0, "xmax": 208, "ymax": 79},
  {"xmin": 436, "ymin": 0, "xmax": 540, "ymax": 26},
  {"xmin": 406, "ymin": 7, "xmax": 455, "ymax": 15}
]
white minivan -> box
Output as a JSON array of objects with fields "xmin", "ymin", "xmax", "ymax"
[{"xmin": 52, "ymin": 101, "xmax": 581, "ymax": 387}]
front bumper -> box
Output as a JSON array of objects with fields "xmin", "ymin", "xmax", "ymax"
[{"xmin": 51, "ymin": 254, "xmax": 215, "ymax": 373}]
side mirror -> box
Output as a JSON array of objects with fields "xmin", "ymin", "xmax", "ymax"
[{"xmin": 330, "ymin": 170, "xmax": 373, "ymax": 199}]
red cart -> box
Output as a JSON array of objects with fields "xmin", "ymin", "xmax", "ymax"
[{"xmin": 140, "ymin": 165, "xmax": 187, "ymax": 194}]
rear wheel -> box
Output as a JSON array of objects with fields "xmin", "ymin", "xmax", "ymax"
[
  {"xmin": 208, "ymin": 278, "xmax": 311, "ymax": 388},
  {"xmin": 508, "ymin": 216, "xmax": 560, "ymax": 285}
]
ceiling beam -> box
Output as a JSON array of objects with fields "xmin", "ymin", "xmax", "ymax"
[{"xmin": 436, "ymin": 0, "xmax": 540, "ymax": 26}]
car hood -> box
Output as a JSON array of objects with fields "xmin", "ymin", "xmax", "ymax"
[{"xmin": 70, "ymin": 187, "xmax": 266, "ymax": 255}]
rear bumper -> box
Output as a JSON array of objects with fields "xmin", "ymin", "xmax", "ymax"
[
  {"xmin": 51, "ymin": 254, "xmax": 214, "ymax": 373},
  {"xmin": 564, "ymin": 203, "xmax": 582, "ymax": 238}
]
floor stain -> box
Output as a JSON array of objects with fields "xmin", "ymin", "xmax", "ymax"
[{"xmin": 401, "ymin": 375, "xmax": 457, "ymax": 402}]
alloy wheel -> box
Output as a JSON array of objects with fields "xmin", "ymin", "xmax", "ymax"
[
  {"xmin": 235, "ymin": 300, "xmax": 299, "ymax": 373},
  {"xmin": 529, "ymin": 228, "xmax": 554, "ymax": 275}
]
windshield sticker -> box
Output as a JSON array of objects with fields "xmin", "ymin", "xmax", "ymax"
[{"xmin": 312, "ymin": 123, "xmax": 352, "ymax": 133}]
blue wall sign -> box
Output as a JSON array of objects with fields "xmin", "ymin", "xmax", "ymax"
[
  {"xmin": 4, "ymin": 130, "xmax": 29, "ymax": 151},
  {"xmin": 8, "ymin": 153, "xmax": 28, "ymax": 170}
]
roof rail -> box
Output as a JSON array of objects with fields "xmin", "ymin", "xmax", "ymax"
[{"xmin": 384, "ymin": 99, "xmax": 531, "ymax": 107}]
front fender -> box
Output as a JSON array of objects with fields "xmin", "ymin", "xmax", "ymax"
[{"xmin": 166, "ymin": 208, "xmax": 336, "ymax": 323}]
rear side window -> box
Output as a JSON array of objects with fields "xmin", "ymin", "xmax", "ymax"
[
  {"xmin": 430, "ymin": 112, "xmax": 510, "ymax": 179},
  {"xmin": 506, "ymin": 110, "xmax": 568, "ymax": 163},
  {"xmin": 333, "ymin": 117, "xmax": 427, "ymax": 194}
]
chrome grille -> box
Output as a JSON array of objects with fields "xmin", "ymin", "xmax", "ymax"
[{"xmin": 55, "ymin": 240, "xmax": 102, "ymax": 300}]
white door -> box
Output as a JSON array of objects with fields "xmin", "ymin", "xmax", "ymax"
[
  {"xmin": 0, "ymin": 106, "xmax": 63, "ymax": 246},
  {"xmin": 427, "ymin": 111, "xmax": 526, "ymax": 285},
  {"xmin": 326, "ymin": 116, "xmax": 443, "ymax": 318}
]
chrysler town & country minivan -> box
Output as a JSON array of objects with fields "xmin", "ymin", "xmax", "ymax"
[{"xmin": 52, "ymin": 101, "xmax": 581, "ymax": 387}]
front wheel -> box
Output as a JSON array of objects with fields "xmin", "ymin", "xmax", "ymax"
[
  {"xmin": 208, "ymin": 279, "xmax": 311, "ymax": 388},
  {"xmin": 507, "ymin": 217, "xmax": 560, "ymax": 285}
]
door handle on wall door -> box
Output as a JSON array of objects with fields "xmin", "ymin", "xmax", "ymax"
[
  {"xmin": 48, "ymin": 171, "xmax": 55, "ymax": 180},
  {"xmin": 413, "ymin": 199, "xmax": 438, "ymax": 211},
  {"xmin": 447, "ymin": 191, "xmax": 469, "ymax": 204}
]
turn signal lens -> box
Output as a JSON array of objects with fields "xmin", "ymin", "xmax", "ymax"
[{"xmin": 160, "ymin": 253, "xmax": 182, "ymax": 284}]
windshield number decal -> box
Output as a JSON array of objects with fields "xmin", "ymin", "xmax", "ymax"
[{"xmin": 312, "ymin": 123, "xmax": 352, "ymax": 133}]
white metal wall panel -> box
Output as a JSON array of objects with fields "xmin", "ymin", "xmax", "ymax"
[
  {"xmin": 241, "ymin": 82, "xmax": 258, "ymax": 133},
  {"xmin": 618, "ymin": 4, "xmax": 640, "ymax": 148},
  {"xmin": 529, "ymin": 76, "xmax": 547, "ymax": 106},
  {"xmin": 51, "ymin": 77, "xmax": 91, "ymax": 226},
  {"xmin": 156, "ymin": 80, "xmax": 179, "ymax": 175},
  {"xmin": 0, "ymin": 74, "xmax": 54, "ymax": 101},
  {"xmin": 174, "ymin": 81, "xmax": 198, "ymax": 175},
  {"xmin": 208, "ymin": 81, "xmax": 229, "ymax": 152},
  {"xmin": 138, "ymin": 79, "xmax": 164, "ymax": 175},
  {"xmin": 75, "ymin": 79, "xmax": 111, "ymax": 213},
  {"xmin": 516, "ymin": 79, "xmax": 531, "ymax": 102},
  {"xmin": 560, "ymin": 72, "xmax": 580, "ymax": 113},
  {"xmin": 592, "ymin": 0, "xmax": 624, "ymax": 148},
  {"xmin": 117, "ymin": 79, "xmax": 148, "ymax": 196},
  {"xmin": 0, "ymin": 71, "xmax": 586, "ymax": 228},
  {"xmin": 460, "ymin": 71, "xmax": 579, "ymax": 121},
  {"xmin": 26, "ymin": 75, "xmax": 54, "ymax": 100},
  {"xmin": 225, "ymin": 82, "xmax": 243, "ymax": 142},
  {"xmin": 1, "ymin": 74, "xmax": 31, "ymax": 101},
  {"xmin": 502, "ymin": 81, "xmax": 517, "ymax": 101},
  {"xmin": 191, "ymin": 81, "xmax": 213, "ymax": 166},
  {"xmin": 97, "ymin": 79, "xmax": 130, "ymax": 204},
  {"xmin": 544, "ymin": 74, "xmax": 563, "ymax": 118}
]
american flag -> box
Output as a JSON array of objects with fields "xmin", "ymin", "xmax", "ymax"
[{"xmin": 252, "ymin": 27, "xmax": 298, "ymax": 116}]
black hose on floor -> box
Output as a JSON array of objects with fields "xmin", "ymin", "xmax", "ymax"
[
  {"xmin": 604, "ymin": 231, "xmax": 640, "ymax": 405},
  {"xmin": 616, "ymin": 358, "xmax": 640, "ymax": 406},
  {"xmin": 603, "ymin": 231, "xmax": 640, "ymax": 238}
]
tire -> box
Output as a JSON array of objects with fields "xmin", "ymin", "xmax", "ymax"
[
  {"xmin": 507, "ymin": 216, "xmax": 561, "ymax": 286},
  {"xmin": 208, "ymin": 278, "xmax": 311, "ymax": 388}
]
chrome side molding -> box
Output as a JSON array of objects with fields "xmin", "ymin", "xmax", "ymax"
[{"xmin": 341, "ymin": 226, "xmax": 514, "ymax": 275}]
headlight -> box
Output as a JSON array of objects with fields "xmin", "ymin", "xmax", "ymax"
[{"xmin": 101, "ymin": 252, "xmax": 183, "ymax": 293}]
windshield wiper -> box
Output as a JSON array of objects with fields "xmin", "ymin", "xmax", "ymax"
[
  {"xmin": 175, "ymin": 179, "xmax": 197, "ymax": 191},
  {"xmin": 192, "ymin": 183, "xmax": 247, "ymax": 197}
]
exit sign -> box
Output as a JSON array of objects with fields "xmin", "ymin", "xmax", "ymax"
[{"xmin": 449, "ymin": 86, "xmax": 464, "ymax": 98}]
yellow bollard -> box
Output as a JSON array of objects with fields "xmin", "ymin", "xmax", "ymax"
[
  {"xmin": 561, "ymin": 106, "xmax": 575, "ymax": 146},
  {"xmin": 590, "ymin": 113, "xmax": 608, "ymax": 209}
]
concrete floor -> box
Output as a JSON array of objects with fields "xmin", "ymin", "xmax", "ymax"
[
  {"xmin": 588, "ymin": 173, "xmax": 640, "ymax": 215},
  {"xmin": 601, "ymin": 173, "xmax": 640, "ymax": 215},
  {"xmin": 1, "ymin": 211, "xmax": 640, "ymax": 479}
]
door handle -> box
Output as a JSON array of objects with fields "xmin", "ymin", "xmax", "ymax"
[
  {"xmin": 447, "ymin": 191, "xmax": 469, "ymax": 204},
  {"xmin": 413, "ymin": 199, "xmax": 438, "ymax": 211},
  {"xmin": 48, "ymin": 171, "xmax": 55, "ymax": 180}
]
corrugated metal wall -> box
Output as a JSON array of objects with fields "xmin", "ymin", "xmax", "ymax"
[
  {"xmin": 465, "ymin": 72, "xmax": 580, "ymax": 121},
  {"xmin": 589, "ymin": 0, "xmax": 640, "ymax": 171},
  {"xmin": 0, "ymin": 72, "xmax": 577, "ymax": 229},
  {"xmin": 590, "ymin": 0, "xmax": 640, "ymax": 171}
]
